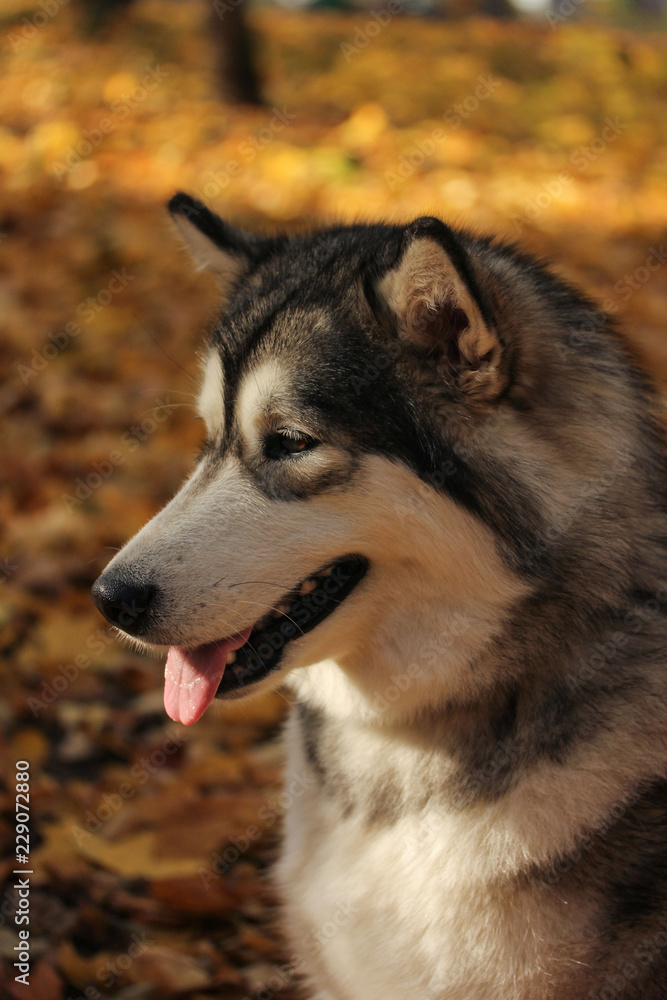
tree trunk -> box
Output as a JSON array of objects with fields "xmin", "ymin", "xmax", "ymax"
[{"xmin": 208, "ymin": 0, "xmax": 263, "ymax": 106}]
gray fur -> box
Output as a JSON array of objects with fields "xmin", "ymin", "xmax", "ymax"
[{"xmin": 92, "ymin": 193, "xmax": 667, "ymax": 1000}]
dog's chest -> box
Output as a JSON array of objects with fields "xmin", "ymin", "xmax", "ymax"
[{"xmin": 275, "ymin": 705, "xmax": 590, "ymax": 1000}]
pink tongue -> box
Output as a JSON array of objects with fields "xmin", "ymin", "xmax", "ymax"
[{"xmin": 164, "ymin": 628, "xmax": 251, "ymax": 725}]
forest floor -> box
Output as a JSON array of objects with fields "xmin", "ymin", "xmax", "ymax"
[{"xmin": 0, "ymin": 2, "xmax": 666, "ymax": 997}]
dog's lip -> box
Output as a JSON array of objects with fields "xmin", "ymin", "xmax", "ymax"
[
  {"xmin": 198, "ymin": 556, "xmax": 364, "ymax": 661},
  {"xmin": 163, "ymin": 555, "xmax": 368, "ymax": 719},
  {"xmin": 218, "ymin": 554, "xmax": 369, "ymax": 699}
]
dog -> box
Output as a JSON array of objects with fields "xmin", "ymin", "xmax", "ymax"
[{"xmin": 92, "ymin": 193, "xmax": 667, "ymax": 1000}]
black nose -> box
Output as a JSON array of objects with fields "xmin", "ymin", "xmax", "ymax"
[{"xmin": 91, "ymin": 574, "xmax": 157, "ymax": 635}]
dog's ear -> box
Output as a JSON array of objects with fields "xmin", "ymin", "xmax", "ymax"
[
  {"xmin": 168, "ymin": 192, "xmax": 266, "ymax": 298},
  {"xmin": 378, "ymin": 217, "xmax": 505, "ymax": 400}
]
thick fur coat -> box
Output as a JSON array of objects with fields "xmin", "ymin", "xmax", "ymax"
[{"xmin": 93, "ymin": 194, "xmax": 667, "ymax": 1000}]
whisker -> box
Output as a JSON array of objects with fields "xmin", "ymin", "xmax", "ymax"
[
  {"xmin": 217, "ymin": 597, "xmax": 307, "ymax": 640},
  {"xmin": 145, "ymin": 329, "xmax": 198, "ymax": 384},
  {"xmin": 147, "ymin": 402, "xmax": 192, "ymax": 411},
  {"xmin": 136, "ymin": 389, "xmax": 197, "ymax": 399}
]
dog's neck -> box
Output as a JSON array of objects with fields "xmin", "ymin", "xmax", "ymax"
[{"xmin": 287, "ymin": 631, "xmax": 667, "ymax": 890}]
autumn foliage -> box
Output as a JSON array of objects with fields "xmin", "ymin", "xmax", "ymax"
[{"xmin": 0, "ymin": 1, "xmax": 666, "ymax": 997}]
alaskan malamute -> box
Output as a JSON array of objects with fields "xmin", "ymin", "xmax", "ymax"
[{"xmin": 92, "ymin": 194, "xmax": 667, "ymax": 999}]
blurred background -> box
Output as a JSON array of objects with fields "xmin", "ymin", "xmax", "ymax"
[{"xmin": 0, "ymin": 0, "xmax": 666, "ymax": 997}]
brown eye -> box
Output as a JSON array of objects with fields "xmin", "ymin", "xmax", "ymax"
[{"xmin": 264, "ymin": 430, "xmax": 319, "ymax": 461}]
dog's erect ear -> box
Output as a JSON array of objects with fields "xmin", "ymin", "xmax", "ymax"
[
  {"xmin": 378, "ymin": 217, "xmax": 505, "ymax": 400},
  {"xmin": 168, "ymin": 192, "xmax": 265, "ymax": 298}
]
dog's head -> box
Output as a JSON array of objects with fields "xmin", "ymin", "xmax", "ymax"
[{"xmin": 92, "ymin": 194, "xmax": 655, "ymax": 724}]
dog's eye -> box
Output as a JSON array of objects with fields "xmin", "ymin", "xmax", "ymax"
[{"xmin": 264, "ymin": 430, "xmax": 319, "ymax": 461}]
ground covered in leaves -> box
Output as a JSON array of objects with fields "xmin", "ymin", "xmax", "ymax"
[{"xmin": 0, "ymin": 1, "xmax": 666, "ymax": 997}]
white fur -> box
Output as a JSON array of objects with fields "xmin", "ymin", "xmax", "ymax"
[
  {"xmin": 278, "ymin": 757, "xmax": 596, "ymax": 1000},
  {"xmin": 278, "ymin": 671, "xmax": 666, "ymax": 999},
  {"xmin": 198, "ymin": 350, "xmax": 225, "ymax": 435}
]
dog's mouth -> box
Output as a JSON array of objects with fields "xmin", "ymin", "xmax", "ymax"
[{"xmin": 163, "ymin": 555, "xmax": 368, "ymax": 724}]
